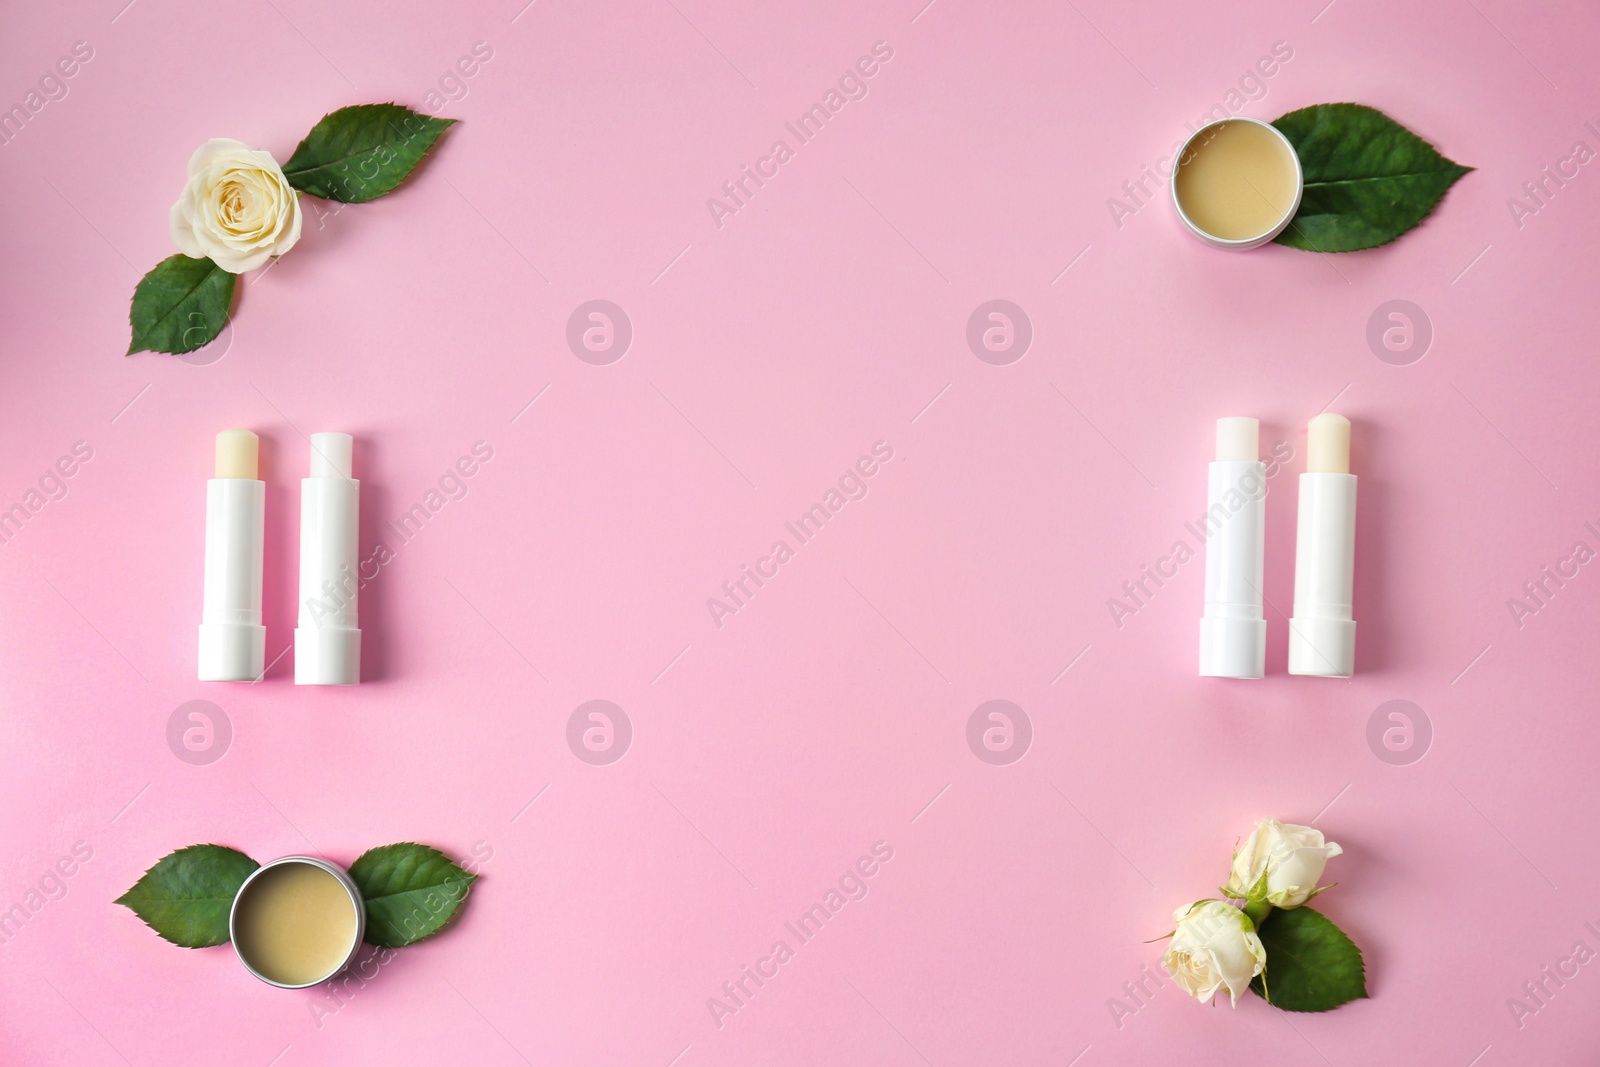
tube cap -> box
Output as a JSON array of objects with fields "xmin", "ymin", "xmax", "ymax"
[
  {"xmin": 295, "ymin": 626, "xmax": 361, "ymax": 686},
  {"xmin": 199, "ymin": 622, "xmax": 266, "ymax": 682},
  {"xmin": 1288, "ymin": 617, "xmax": 1355, "ymax": 677},
  {"xmin": 1199, "ymin": 617, "xmax": 1266, "ymax": 679}
]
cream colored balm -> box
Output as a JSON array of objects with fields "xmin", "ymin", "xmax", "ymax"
[
  {"xmin": 1172, "ymin": 118, "xmax": 1302, "ymax": 247},
  {"xmin": 231, "ymin": 859, "xmax": 362, "ymax": 988}
]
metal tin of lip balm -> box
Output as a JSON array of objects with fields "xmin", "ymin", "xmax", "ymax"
[
  {"xmin": 1171, "ymin": 116, "xmax": 1304, "ymax": 250},
  {"xmin": 229, "ymin": 855, "xmax": 366, "ymax": 989}
]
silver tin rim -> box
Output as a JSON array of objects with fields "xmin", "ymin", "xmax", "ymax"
[
  {"xmin": 1170, "ymin": 116, "xmax": 1304, "ymax": 250},
  {"xmin": 229, "ymin": 855, "xmax": 366, "ymax": 989}
]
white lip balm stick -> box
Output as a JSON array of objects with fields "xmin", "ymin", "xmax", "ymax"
[
  {"xmin": 295, "ymin": 433, "xmax": 361, "ymax": 686},
  {"xmin": 199, "ymin": 430, "xmax": 266, "ymax": 681},
  {"xmin": 1199, "ymin": 417, "xmax": 1267, "ymax": 678},
  {"xmin": 1289, "ymin": 413, "xmax": 1356, "ymax": 677}
]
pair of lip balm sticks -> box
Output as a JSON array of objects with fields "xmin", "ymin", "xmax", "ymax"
[
  {"xmin": 203, "ymin": 417, "xmax": 1349, "ymax": 684},
  {"xmin": 199, "ymin": 429, "xmax": 361, "ymax": 685},
  {"xmin": 1201, "ymin": 413, "xmax": 1356, "ymax": 679}
]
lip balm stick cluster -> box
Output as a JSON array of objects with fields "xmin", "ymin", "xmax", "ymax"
[{"xmin": 197, "ymin": 429, "xmax": 362, "ymax": 685}]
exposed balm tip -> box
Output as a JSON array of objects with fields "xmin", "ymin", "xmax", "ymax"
[
  {"xmin": 1306, "ymin": 412, "xmax": 1350, "ymax": 474},
  {"xmin": 1215, "ymin": 416, "xmax": 1259, "ymax": 462},
  {"xmin": 215, "ymin": 429, "xmax": 259, "ymax": 480}
]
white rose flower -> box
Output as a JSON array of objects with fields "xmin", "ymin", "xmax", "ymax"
[
  {"xmin": 1226, "ymin": 817, "xmax": 1343, "ymax": 909},
  {"xmin": 1161, "ymin": 899, "xmax": 1267, "ymax": 1006},
  {"xmin": 170, "ymin": 138, "xmax": 302, "ymax": 273}
]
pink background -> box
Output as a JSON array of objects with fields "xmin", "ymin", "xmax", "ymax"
[{"xmin": 2, "ymin": 0, "xmax": 1597, "ymax": 1063}]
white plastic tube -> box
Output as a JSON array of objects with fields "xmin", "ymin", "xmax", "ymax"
[
  {"xmin": 1199, "ymin": 417, "xmax": 1266, "ymax": 678},
  {"xmin": 1289, "ymin": 414, "xmax": 1357, "ymax": 677},
  {"xmin": 295, "ymin": 433, "xmax": 361, "ymax": 685},
  {"xmin": 199, "ymin": 430, "xmax": 266, "ymax": 681}
]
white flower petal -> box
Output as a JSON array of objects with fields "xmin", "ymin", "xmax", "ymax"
[
  {"xmin": 169, "ymin": 139, "xmax": 300, "ymax": 271},
  {"xmin": 1162, "ymin": 900, "xmax": 1265, "ymax": 1007},
  {"xmin": 186, "ymin": 138, "xmax": 252, "ymax": 176},
  {"xmin": 169, "ymin": 196, "xmax": 205, "ymax": 259}
]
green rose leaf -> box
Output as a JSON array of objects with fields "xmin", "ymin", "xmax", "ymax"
[
  {"xmin": 283, "ymin": 103, "xmax": 456, "ymax": 203},
  {"xmin": 114, "ymin": 844, "xmax": 259, "ymax": 948},
  {"xmin": 348, "ymin": 843, "xmax": 476, "ymax": 948},
  {"xmin": 1249, "ymin": 905, "xmax": 1368, "ymax": 1011},
  {"xmin": 1272, "ymin": 103, "xmax": 1473, "ymax": 252},
  {"xmin": 127, "ymin": 254, "xmax": 236, "ymax": 356}
]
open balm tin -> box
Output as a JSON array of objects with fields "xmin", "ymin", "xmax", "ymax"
[
  {"xmin": 230, "ymin": 856, "xmax": 365, "ymax": 988},
  {"xmin": 1171, "ymin": 117, "xmax": 1303, "ymax": 249}
]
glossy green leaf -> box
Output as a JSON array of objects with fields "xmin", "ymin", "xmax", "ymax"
[
  {"xmin": 1249, "ymin": 905, "xmax": 1369, "ymax": 1011},
  {"xmin": 283, "ymin": 104, "xmax": 456, "ymax": 203},
  {"xmin": 127, "ymin": 254, "xmax": 235, "ymax": 355},
  {"xmin": 1273, "ymin": 103, "xmax": 1472, "ymax": 252},
  {"xmin": 114, "ymin": 844, "xmax": 258, "ymax": 948},
  {"xmin": 348, "ymin": 843, "xmax": 476, "ymax": 948}
]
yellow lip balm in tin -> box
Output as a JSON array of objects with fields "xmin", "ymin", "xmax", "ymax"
[
  {"xmin": 1171, "ymin": 117, "xmax": 1303, "ymax": 248},
  {"xmin": 229, "ymin": 856, "xmax": 365, "ymax": 988}
]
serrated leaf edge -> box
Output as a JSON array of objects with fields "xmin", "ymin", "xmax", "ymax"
[
  {"xmin": 126, "ymin": 255, "xmax": 236, "ymax": 356},
  {"xmin": 349, "ymin": 841, "xmax": 478, "ymax": 948},
  {"xmin": 114, "ymin": 843, "xmax": 258, "ymax": 948},
  {"xmin": 1271, "ymin": 102, "xmax": 1474, "ymax": 253},
  {"xmin": 282, "ymin": 103, "xmax": 458, "ymax": 203},
  {"xmin": 1248, "ymin": 905, "xmax": 1369, "ymax": 1012}
]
